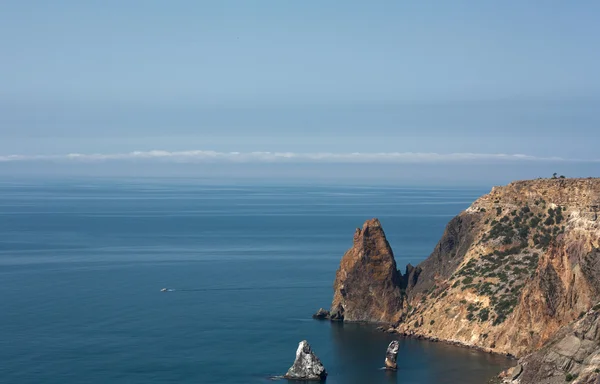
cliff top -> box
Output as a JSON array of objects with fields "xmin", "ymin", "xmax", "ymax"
[
  {"xmin": 471, "ymin": 177, "xmax": 600, "ymax": 210},
  {"xmin": 496, "ymin": 177, "xmax": 600, "ymax": 190}
]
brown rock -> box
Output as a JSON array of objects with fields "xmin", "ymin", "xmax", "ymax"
[
  {"xmin": 330, "ymin": 218, "xmax": 404, "ymax": 323},
  {"xmin": 503, "ymin": 308, "xmax": 600, "ymax": 383},
  {"xmin": 394, "ymin": 178, "xmax": 600, "ymax": 358},
  {"xmin": 319, "ymin": 178, "xmax": 600, "ymax": 376}
]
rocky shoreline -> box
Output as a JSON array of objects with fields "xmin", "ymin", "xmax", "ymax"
[
  {"xmin": 315, "ymin": 178, "xmax": 600, "ymax": 383},
  {"xmin": 314, "ymin": 310, "xmax": 518, "ymax": 358},
  {"xmin": 384, "ymin": 328, "xmax": 517, "ymax": 359}
]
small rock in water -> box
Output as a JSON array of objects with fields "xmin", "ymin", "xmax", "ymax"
[
  {"xmin": 284, "ymin": 340, "xmax": 327, "ymax": 381},
  {"xmin": 312, "ymin": 308, "xmax": 330, "ymax": 320},
  {"xmin": 384, "ymin": 340, "xmax": 400, "ymax": 370}
]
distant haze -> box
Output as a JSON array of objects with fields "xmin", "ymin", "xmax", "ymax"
[{"xmin": 1, "ymin": 1, "xmax": 598, "ymax": 183}]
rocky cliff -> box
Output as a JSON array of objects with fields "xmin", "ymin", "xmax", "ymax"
[
  {"xmin": 329, "ymin": 218, "xmax": 405, "ymax": 323},
  {"xmin": 499, "ymin": 303, "xmax": 600, "ymax": 384},
  {"xmin": 397, "ymin": 178, "xmax": 600, "ymax": 358},
  {"xmin": 321, "ymin": 178, "xmax": 600, "ymax": 362}
]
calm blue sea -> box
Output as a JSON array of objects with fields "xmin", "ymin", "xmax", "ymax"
[{"xmin": 0, "ymin": 179, "xmax": 512, "ymax": 384}]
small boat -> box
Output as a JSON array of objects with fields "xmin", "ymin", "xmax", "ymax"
[{"xmin": 161, "ymin": 288, "xmax": 168, "ymax": 292}]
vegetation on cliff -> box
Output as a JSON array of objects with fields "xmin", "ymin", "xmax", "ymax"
[
  {"xmin": 322, "ymin": 178, "xmax": 600, "ymax": 365},
  {"xmin": 397, "ymin": 178, "xmax": 600, "ymax": 357}
]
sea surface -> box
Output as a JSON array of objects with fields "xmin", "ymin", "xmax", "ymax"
[{"xmin": 0, "ymin": 179, "xmax": 513, "ymax": 384}]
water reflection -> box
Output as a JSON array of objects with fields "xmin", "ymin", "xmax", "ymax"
[{"xmin": 328, "ymin": 322, "xmax": 511, "ymax": 384}]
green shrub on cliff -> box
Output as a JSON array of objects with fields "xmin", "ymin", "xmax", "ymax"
[
  {"xmin": 491, "ymin": 295, "xmax": 519, "ymax": 325},
  {"xmin": 529, "ymin": 216, "xmax": 541, "ymax": 228},
  {"xmin": 492, "ymin": 314, "xmax": 506, "ymax": 326},
  {"xmin": 478, "ymin": 308, "xmax": 490, "ymax": 322},
  {"xmin": 565, "ymin": 373, "xmax": 577, "ymax": 382},
  {"xmin": 555, "ymin": 213, "xmax": 564, "ymax": 224},
  {"xmin": 478, "ymin": 282, "xmax": 494, "ymax": 296}
]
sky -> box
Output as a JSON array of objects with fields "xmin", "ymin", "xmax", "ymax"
[{"xmin": 1, "ymin": 1, "xmax": 599, "ymax": 184}]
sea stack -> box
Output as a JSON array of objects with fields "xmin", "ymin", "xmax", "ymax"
[
  {"xmin": 315, "ymin": 178, "xmax": 600, "ymax": 383},
  {"xmin": 329, "ymin": 218, "xmax": 404, "ymax": 323},
  {"xmin": 284, "ymin": 340, "xmax": 327, "ymax": 381},
  {"xmin": 384, "ymin": 340, "xmax": 400, "ymax": 370}
]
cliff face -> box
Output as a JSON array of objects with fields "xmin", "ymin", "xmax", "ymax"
[
  {"xmin": 323, "ymin": 178, "xmax": 600, "ymax": 361},
  {"xmin": 329, "ymin": 218, "xmax": 405, "ymax": 323},
  {"xmin": 500, "ymin": 303, "xmax": 600, "ymax": 384},
  {"xmin": 408, "ymin": 214, "xmax": 479, "ymax": 295},
  {"xmin": 396, "ymin": 178, "xmax": 600, "ymax": 357}
]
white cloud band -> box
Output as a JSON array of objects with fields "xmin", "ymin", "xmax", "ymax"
[{"xmin": 0, "ymin": 150, "xmax": 593, "ymax": 164}]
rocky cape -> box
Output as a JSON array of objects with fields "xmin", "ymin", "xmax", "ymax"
[{"xmin": 317, "ymin": 178, "xmax": 600, "ymax": 382}]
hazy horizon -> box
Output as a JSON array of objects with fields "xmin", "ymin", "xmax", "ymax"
[{"xmin": 1, "ymin": 1, "xmax": 599, "ymax": 183}]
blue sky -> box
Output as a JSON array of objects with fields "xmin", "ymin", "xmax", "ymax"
[{"xmin": 0, "ymin": 1, "xmax": 599, "ymax": 183}]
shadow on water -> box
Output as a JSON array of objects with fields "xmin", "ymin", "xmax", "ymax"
[
  {"xmin": 327, "ymin": 322, "xmax": 512, "ymax": 384},
  {"xmin": 329, "ymin": 322, "xmax": 404, "ymax": 384}
]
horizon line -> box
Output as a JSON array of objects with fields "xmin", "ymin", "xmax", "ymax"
[{"xmin": 1, "ymin": 150, "xmax": 599, "ymax": 164}]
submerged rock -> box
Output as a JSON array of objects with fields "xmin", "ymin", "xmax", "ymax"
[
  {"xmin": 312, "ymin": 308, "xmax": 330, "ymax": 320},
  {"xmin": 384, "ymin": 340, "xmax": 400, "ymax": 370},
  {"xmin": 284, "ymin": 340, "xmax": 327, "ymax": 381}
]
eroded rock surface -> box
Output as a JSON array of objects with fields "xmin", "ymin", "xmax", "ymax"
[
  {"xmin": 318, "ymin": 178, "xmax": 600, "ymax": 372},
  {"xmin": 384, "ymin": 340, "xmax": 400, "ymax": 370},
  {"xmin": 284, "ymin": 340, "xmax": 327, "ymax": 381},
  {"xmin": 329, "ymin": 218, "xmax": 404, "ymax": 323},
  {"xmin": 500, "ymin": 304, "xmax": 600, "ymax": 383},
  {"xmin": 394, "ymin": 178, "xmax": 600, "ymax": 357}
]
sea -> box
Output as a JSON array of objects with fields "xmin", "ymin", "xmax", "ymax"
[{"xmin": 0, "ymin": 179, "xmax": 513, "ymax": 384}]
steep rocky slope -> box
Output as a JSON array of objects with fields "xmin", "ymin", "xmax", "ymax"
[
  {"xmin": 397, "ymin": 178, "xmax": 600, "ymax": 357},
  {"xmin": 499, "ymin": 303, "xmax": 600, "ymax": 384},
  {"xmin": 328, "ymin": 218, "xmax": 405, "ymax": 323},
  {"xmin": 320, "ymin": 178, "xmax": 600, "ymax": 360}
]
